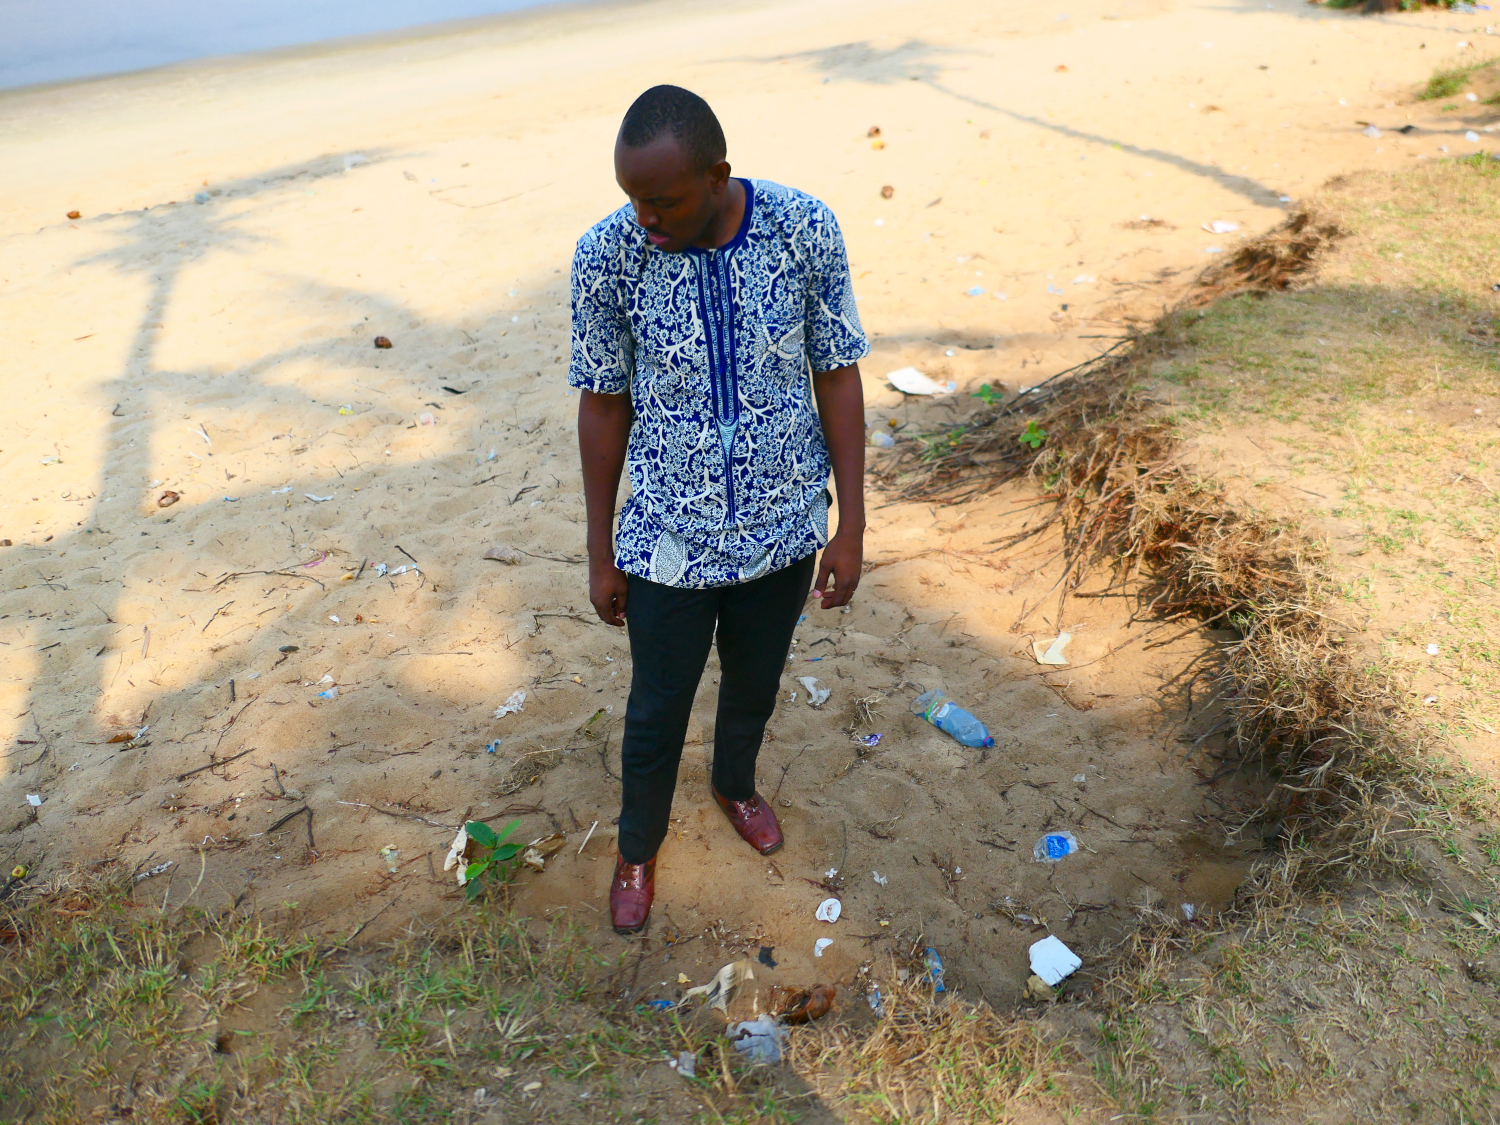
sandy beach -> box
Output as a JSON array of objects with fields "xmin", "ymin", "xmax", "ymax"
[{"xmin": 2, "ymin": 0, "xmax": 1494, "ymax": 1000}]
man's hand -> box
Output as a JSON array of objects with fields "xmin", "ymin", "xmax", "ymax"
[
  {"xmin": 813, "ymin": 529, "xmax": 862, "ymax": 609},
  {"xmin": 590, "ymin": 561, "xmax": 630, "ymax": 627}
]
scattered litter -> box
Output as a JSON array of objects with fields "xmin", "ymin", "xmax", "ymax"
[
  {"xmin": 157, "ymin": 490, "xmax": 180, "ymax": 508},
  {"xmin": 1202, "ymin": 220, "xmax": 1239, "ymax": 234},
  {"xmin": 1025, "ymin": 974, "xmax": 1055, "ymax": 1002},
  {"xmin": 444, "ymin": 825, "xmax": 473, "ymax": 883},
  {"xmin": 645, "ymin": 999, "xmax": 675, "ymax": 1010},
  {"xmin": 730, "ymin": 1018, "xmax": 786, "ymax": 1064},
  {"xmin": 873, "ymin": 870, "xmax": 888, "ymax": 886},
  {"xmin": 1072, "ymin": 274, "xmax": 1095, "ymax": 284},
  {"xmin": 887, "ymin": 367, "xmax": 957, "ymax": 396},
  {"xmin": 1047, "ymin": 283, "xmax": 1064, "ymax": 295},
  {"xmin": 1182, "ymin": 903, "xmax": 1197, "ymax": 921},
  {"xmin": 374, "ymin": 336, "xmax": 393, "ymax": 349},
  {"xmin": 135, "ymin": 861, "xmax": 174, "ymax": 881},
  {"xmin": 912, "ymin": 688, "xmax": 994, "ymax": 748},
  {"xmin": 419, "ymin": 413, "xmax": 436, "ymax": 426},
  {"xmin": 493, "ymin": 691, "xmax": 527, "ymax": 718},
  {"xmin": 1034, "ymin": 831, "xmax": 1079, "ymax": 862},
  {"xmin": 380, "ymin": 845, "xmax": 399, "ymax": 872},
  {"xmin": 798, "ymin": 676, "xmax": 830, "ymax": 708},
  {"xmin": 374, "ymin": 562, "xmax": 388, "ymax": 577},
  {"xmin": 1205, "ymin": 246, "xmax": 1224, "ymax": 254},
  {"xmin": 329, "ymin": 615, "xmax": 340, "ymax": 624},
  {"xmin": 271, "ymin": 486, "xmax": 292, "ymax": 494},
  {"xmin": 1426, "ymin": 643, "xmax": 1440, "ymax": 656},
  {"xmin": 867, "ymin": 985, "xmax": 886, "ymax": 1017},
  {"xmin": 522, "ymin": 834, "xmax": 566, "ymax": 872},
  {"xmin": 1466, "ymin": 130, "xmax": 1481, "ymax": 143},
  {"xmin": 316, "ymin": 686, "xmax": 339, "ymax": 700},
  {"xmin": 11, "ymin": 864, "xmax": 28, "ymax": 879},
  {"xmin": 483, "ymin": 545, "xmax": 523, "ymax": 564},
  {"xmin": 869, "ymin": 430, "xmax": 896, "ymax": 449},
  {"xmin": 758, "ymin": 946, "xmax": 778, "ymax": 968},
  {"xmin": 1073, "ymin": 773, "xmax": 1087, "ymax": 784},
  {"xmin": 1363, "ymin": 125, "xmax": 1381, "ymax": 139},
  {"xmin": 858, "ymin": 733, "xmax": 884, "ymax": 749},
  {"xmin": 669, "ymin": 1051, "xmax": 696, "ymax": 1078},
  {"xmin": 1033, "ymin": 632, "xmax": 1073, "ymax": 665},
  {"xmin": 923, "ymin": 947, "xmax": 946, "ymax": 992},
  {"xmin": 485, "ymin": 739, "xmax": 502, "ymax": 754},
  {"xmin": 682, "ymin": 960, "xmax": 755, "ymax": 1012},
  {"xmin": 338, "ymin": 404, "xmax": 354, "ymax": 415},
  {"xmin": 880, "ymin": 184, "xmax": 894, "ymax": 199},
  {"xmin": 25, "ymin": 794, "xmax": 42, "ymax": 807},
  {"xmin": 279, "ymin": 645, "xmax": 299, "ymax": 653},
  {"xmin": 773, "ymin": 983, "xmax": 836, "ymax": 1024},
  {"xmin": 815, "ymin": 898, "xmax": 842, "ymax": 923},
  {"xmin": 194, "ymin": 191, "xmax": 210, "ymax": 204},
  {"xmin": 305, "ymin": 494, "xmax": 334, "ymax": 503},
  {"xmin": 1424, "ymin": 695, "xmax": 1439, "ymax": 705},
  {"xmin": 825, "ymin": 868, "xmax": 838, "ymax": 879},
  {"xmin": 1029, "ymin": 935, "xmax": 1082, "ymax": 986},
  {"xmin": 318, "ymin": 674, "xmax": 334, "ymax": 684},
  {"xmin": 814, "ymin": 938, "xmax": 833, "ymax": 957},
  {"xmin": 966, "ymin": 286, "xmax": 986, "ymax": 296},
  {"xmin": 67, "ymin": 210, "xmax": 80, "ymax": 219}
]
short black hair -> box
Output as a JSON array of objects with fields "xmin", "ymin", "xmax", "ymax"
[{"xmin": 618, "ymin": 85, "xmax": 727, "ymax": 170}]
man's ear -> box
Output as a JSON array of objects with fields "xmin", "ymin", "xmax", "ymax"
[{"xmin": 706, "ymin": 159, "xmax": 732, "ymax": 193}]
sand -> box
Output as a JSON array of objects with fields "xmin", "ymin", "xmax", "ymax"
[{"xmin": 2, "ymin": 0, "xmax": 1493, "ymax": 1002}]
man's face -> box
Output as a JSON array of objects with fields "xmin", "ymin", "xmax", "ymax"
[{"xmin": 614, "ymin": 134, "xmax": 729, "ymax": 253}]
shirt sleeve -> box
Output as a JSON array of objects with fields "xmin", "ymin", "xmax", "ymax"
[
  {"xmin": 803, "ymin": 202, "xmax": 870, "ymax": 374},
  {"xmin": 568, "ymin": 228, "xmax": 634, "ymax": 395}
]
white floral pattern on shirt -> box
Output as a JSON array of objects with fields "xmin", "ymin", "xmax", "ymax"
[{"xmin": 568, "ymin": 179, "xmax": 868, "ymax": 589}]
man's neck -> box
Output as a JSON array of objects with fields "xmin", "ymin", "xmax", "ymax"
[{"xmin": 693, "ymin": 178, "xmax": 746, "ymax": 250}]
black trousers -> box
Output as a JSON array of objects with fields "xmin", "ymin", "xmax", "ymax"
[{"xmin": 616, "ymin": 553, "xmax": 816, "ymax": 864}]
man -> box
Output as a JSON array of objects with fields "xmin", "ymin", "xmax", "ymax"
[{"xmin": 569, "ymin": 85, "xmax": 868, "ymax": 934}]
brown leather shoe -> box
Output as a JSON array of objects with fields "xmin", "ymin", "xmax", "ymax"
[
  {"xmin": 609, "ymin": 853, "xmax": 655, "ymax": 934},
  {"xmin": 712, "ymin": 786, "xmax": 784, "ymax": 855}
]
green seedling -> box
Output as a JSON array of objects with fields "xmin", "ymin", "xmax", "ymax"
[
  {"xmin": 972, "ymin": 382, "xmax": 1002, "ymax": 407},
  {"xmin": 1019, "ymin": 419, "xmax": 1047, "ymax": 449},
  {"xmin": 462, "ymin": 818, "xmax": 523, "ymax": 901}
]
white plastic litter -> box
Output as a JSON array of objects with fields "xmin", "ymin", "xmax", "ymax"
[
  {"xmin": 670, "ymin": 1051, "xmax": 696, "ymax": 1078},
  {"xmin": 815, "ymin": 898, "xmax": 842, "ymax": 923},
  {"xmin": 869, "ymin": 430, "xmax": 896, "ymax": 449},
  {"xmin": 444, "ymin": 826, "xmax": 470, "ymax": 884},
  {"xmin": 1426, "ymin": 643, "xmax": 1440, "ymax": 656},
  {"xmin": 329, "ymin": 615, "xmax": 340, "ymax": 624},
  {"xmin": 1465, "ymin": 130, "xmax": 1481, "ymax": 143},
  {"xmin": 26, "ymin": 794, "xmax": 42, "ymax": 807},
  {"xmin": 1363, "ymin": 125, "xmax": 1381, "ymax": 139},
  {"xmin": 873, "ymin": 871, "xmax": 888, "ymax": 886},
  {"xmin": 730, "ymin": 1018, "xmax": 787, "ymax": 1064},
  {"xmin": 1072, "ymin": 274, "xmax": 1096, "ymax": 284},
  {"xmin": 1073, "ymin": 773, "xmax": 1087, "ymax": 784},
  {"xmin": 1202, "ymin": 220, "xmax": 1239, "ymax": 234},
  {"xmin": 1033, "ymin": 632, "xmax": 1073, "ymax": 665},
  {"xmin": 318, "ymin": 674, "xmax": 335, "ymax": 684},
  {"xmin": 374, "ymin": 562, "xmax": 388, "ymax": 577},
  {"xmin": 1029, "ymin": 935, "xmax": 1082, "ymax": 986},
  {"xmin": 1182, "ymin": 903, "xmax": 1197, "ymax": 920},
  {"xmin": 798, "ymin": 676, "xmax": 831, "ymax": 708},
  {"xmin": 316, "ymin": 686, "xmax": 339, "ymax": 700},
  {"xmin": 493, "ymin": 691, "xmax": 527, "ymax": 718},
  {"xmin": 887, "ymin": 367, "xmax": 957, "ymax": 396},
  {"xmin": 271, "ymin": 486, "xmax": 292, "ymax": 494},
  {"xmin": 1033, "ymin": 831, "xmax": 1080, "ymax": 862},
  {"xmin": 305, "ymin": 494, "xmax": 334, "ymax": 503},
  {"xmin": 682, "ymin": 960, "xmax": 755, "ymax": 1012},
  {"xmin": 814, "ymin": 938, "xmax": 833, "ymax": 957}
]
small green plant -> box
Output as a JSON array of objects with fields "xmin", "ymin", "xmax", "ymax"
[
  {"xmin": 1420, "ymin": 57, "xmax": 1499, "ymax": 101},
  {"xmin": 462, "ymin": 819, "xmax": 523, "ymax": 901},
  {"xmin": 972, "ymin": 382, "xmax": 1002, "ymax": 407},
  {"xmin": 1019, "ymin": 419, "xmax": 1047, "ymax": 449}
]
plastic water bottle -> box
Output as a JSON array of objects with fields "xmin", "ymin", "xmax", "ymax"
[{"xmin": 912, "ymin": 689, "xmax": 994, "ymax": 748}]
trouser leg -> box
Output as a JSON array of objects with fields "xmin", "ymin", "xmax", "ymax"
[
  {"xmin": 709, "ymin": 553, "xmax": 817, "ymax": 800},
  {"xmin": 616, "ymin": 574, "xmax": 717, "ymax": 864}
]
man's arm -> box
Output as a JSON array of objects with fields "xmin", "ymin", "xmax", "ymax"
[
  {"xmin": 577, "ymin": 389, "xmax": 634, "ymax": 626},
  {"xmin": 811, "ymin": 363, "xmax": 866, "ymax": 610}
]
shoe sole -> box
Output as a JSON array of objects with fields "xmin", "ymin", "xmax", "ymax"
[{"xmin": 612, "ymin": 915, "xmax": 649, "ymax": 935}]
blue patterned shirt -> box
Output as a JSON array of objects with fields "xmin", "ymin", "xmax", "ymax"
[{"xmin": 569, "ymin": 179, "xmax": 868, "ymax": 589}]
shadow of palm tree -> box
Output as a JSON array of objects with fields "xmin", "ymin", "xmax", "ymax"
[{"xmin": 756, "ymin": 38, "xmax": 1286, "ymax": 207}]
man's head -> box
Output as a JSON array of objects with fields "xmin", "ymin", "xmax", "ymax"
[{"xmin": 615, "ymin": 85, "xmax": 730, "ymax": 253}]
